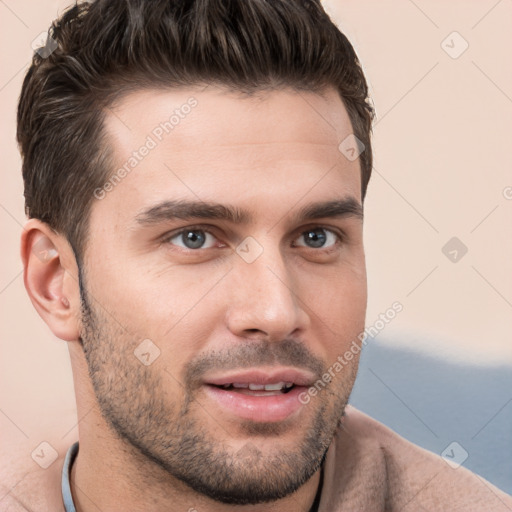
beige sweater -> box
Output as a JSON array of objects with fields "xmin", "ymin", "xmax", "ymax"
[
  {"xmin": 1, "ymin": 405, "xmax": 510, "ymax": 511},
  {"xmin": 318, "ymin": 406, "xmax": 512, "ymax": 511}
]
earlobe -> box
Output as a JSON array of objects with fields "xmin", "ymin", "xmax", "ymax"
[{"xmin": 21, "ymin": 219, "xmax": 81, "ymax": 342}]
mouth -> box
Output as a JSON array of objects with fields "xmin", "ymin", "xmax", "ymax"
[{"xmin": 201, "ymin": 368, "xmax": 315, "ymax": 423}]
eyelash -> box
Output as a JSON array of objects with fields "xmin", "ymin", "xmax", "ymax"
[{"xmin": 161, "ymin": 224, "xmax": 345, "ymax": 252}]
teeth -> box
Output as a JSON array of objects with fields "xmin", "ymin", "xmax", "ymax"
[
  {"xmin": 262, "ymin": 382, "xmax": 285, "ymax": 391},
  {"xmin": 221, "ymin": 382, "xmax": 295, "ymax": 391}
]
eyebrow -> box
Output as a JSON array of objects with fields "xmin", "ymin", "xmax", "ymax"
[{"xmin": 134, "ymin": 196, "xmax": 363, "ymax": 226}]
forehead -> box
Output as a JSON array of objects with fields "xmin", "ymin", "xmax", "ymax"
[
  {"xmin": 105, "ymin": 85, "xmax": 352, "ymax": 147},
  {"xmin": 93, "ymin": 86, "xmax": 361, "ymax": 230}
]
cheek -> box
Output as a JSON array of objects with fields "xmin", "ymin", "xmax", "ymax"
[
  {"xmin": 87, "ymin": 248, "xmax": 222, "ymax": 329},
  {"xmin": 305, "ymin": 265, "xmax": 367, "ymax": 356}
]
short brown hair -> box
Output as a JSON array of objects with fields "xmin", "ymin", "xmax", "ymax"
[{"xmin": 17, "ymin": 0, "xmax": 374, "ymax": 262}]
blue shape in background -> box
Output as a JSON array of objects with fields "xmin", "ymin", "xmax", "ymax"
[{"xmin": 349, "ymin": 338, "xmax": 512, "ymax": 495}]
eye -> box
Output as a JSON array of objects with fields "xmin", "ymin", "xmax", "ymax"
[
  {"xmin": 293, "ymin": 227, "xmax": 340, "ymax": 249},
  {"xmin": 166, "ymin": 228, "xmax": 219, "ymax": 250}
]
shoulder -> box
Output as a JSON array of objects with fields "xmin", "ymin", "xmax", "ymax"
[
  {"xmin": 0, "ymin": 438, "xmax": 69, "ymax": 512},
  {"xmin": 339, "ymin": 405, "xmax": 512, "ymax": 511}
]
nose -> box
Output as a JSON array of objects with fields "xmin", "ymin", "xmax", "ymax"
[{"xmin": 225, "ymin": 244, "xmax": 310, "ymax": 342}]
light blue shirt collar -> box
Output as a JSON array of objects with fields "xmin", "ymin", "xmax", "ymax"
[{"xmin": 61, "ymin": 441, "xmax": 79, "ymax": 512}]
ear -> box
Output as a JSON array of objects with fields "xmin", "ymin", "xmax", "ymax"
[{"xmin": 20, "ymin": 219, "xmax": 81, "ymax": 342}]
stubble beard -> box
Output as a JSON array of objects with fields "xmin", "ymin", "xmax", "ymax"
[{"xmin": 78, "ymin": 278, "xmax": 356, "ymax": 505}]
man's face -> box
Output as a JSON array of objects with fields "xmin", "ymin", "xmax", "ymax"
[{"xmin": 79, "ymin": 86, "xmax": 366, "ymax": 504}]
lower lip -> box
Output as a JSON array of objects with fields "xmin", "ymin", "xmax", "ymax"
[{"xmin": 202, "ymin": 385, "xmax": 307, "ymax": 423}]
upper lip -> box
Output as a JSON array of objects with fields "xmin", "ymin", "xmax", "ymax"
[{"xmin": 203, "ymin": 367, "xmax": 316, "ymax": 387}]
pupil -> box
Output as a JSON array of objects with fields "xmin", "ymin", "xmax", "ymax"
[
  {"xmin": 183, "ymin": 230, "xmax": 205, "ymax": 249},
  {"xmin": 305, "ymin": 229, "xmax": 326, "ymax": 248}
]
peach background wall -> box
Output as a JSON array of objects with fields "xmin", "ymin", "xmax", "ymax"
[{"xmin": 1, "ymin": 0, "xmax": 511, "ymax": 468}]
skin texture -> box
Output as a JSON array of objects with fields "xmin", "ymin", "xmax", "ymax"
[{"xmin": 20, "ymin": 86, "xmax": 367, "ymax": 511}]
